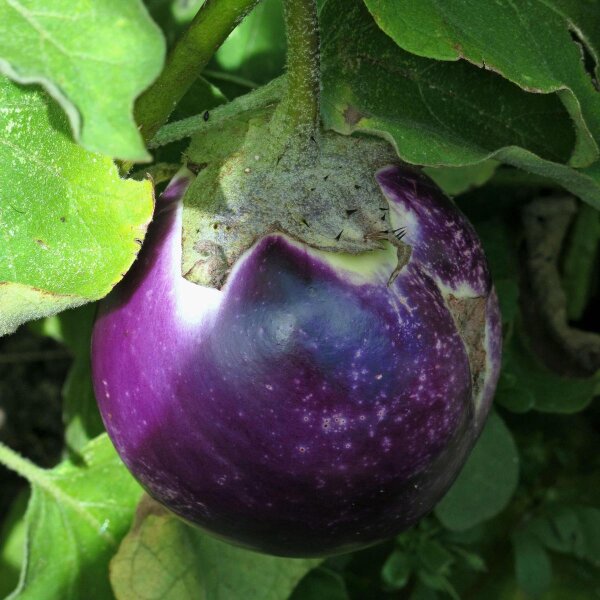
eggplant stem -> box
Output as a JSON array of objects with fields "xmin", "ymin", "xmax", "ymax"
[{"xmin": 270, "ymin": 0, "xmax": 321, "ymax": 163}]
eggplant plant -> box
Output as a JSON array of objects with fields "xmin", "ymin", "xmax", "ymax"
[{"xmin": 0, "ymin": 0, "xmax": 598, "ymax": 598}]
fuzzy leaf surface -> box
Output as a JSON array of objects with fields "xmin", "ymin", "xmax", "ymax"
[
  {"xmin": 7, "ymin": 435, "xmax": 142, "ymax": 600},
  {"xmin": 0, "ymin": 77, "xmax": 153, "ymax": 336},
  {"xmin": 0, "ymin": 0, "xmax": 164, "ymax": 159},
  {"xmin": 320, "ymin": 0, "xmax": 600, "ymax": 209}
]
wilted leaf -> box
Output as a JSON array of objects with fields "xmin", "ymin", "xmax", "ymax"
[
  {"xmin": 0, "ymin": 77, "xmax": 153, "ymax": 336},
  {"xmin": 110, "ymin": 497, "xmax": 321, "ymax": 600}
]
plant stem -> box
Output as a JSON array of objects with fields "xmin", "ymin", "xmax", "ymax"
[
  {"xmin": 149, "ymin": 76, "xmax": 286, "ymax": 148},
  {"xmin": 272, "ymin": 0, "xmax": 320, "ymax": 159},
  {"xmin": 135, "ymin": 0, "xmax": 261, "ymax": 144},
  {"xmin": 0, "ymin": 440, "xmax": 47, "ymax": 484}
]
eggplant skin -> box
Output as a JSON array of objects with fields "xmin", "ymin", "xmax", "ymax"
[{"xmin": 91, "ymin": 165, "xmax": 501, "ymax": 557}]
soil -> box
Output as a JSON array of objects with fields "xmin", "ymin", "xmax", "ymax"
[{"xmin": 0, "ymin": 326, "xmax": 69, "ymax": 520}]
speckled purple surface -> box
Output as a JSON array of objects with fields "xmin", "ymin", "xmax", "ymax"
[{"xmin": 92, "ymin": 165, "xmax": 501, "ymax": 556}]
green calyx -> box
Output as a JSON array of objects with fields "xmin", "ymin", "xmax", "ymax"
[{"xmin": 180, "ymin": 105, "xmax": 403, "ymax": 289}]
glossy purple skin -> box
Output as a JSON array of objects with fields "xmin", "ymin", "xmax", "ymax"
[{"xmin": 92, "ymin": 165, "xmax": 501, "ymax": 557}]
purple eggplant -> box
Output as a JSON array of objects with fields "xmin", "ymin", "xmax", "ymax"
[{"xmin": 91, "ymin": 164, "xmax": 501, "ymax": 557}]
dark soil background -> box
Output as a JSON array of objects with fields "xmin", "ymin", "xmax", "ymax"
[{"xmin": 0, "ymin": 327, "xmax": 69, "ymax": 519}]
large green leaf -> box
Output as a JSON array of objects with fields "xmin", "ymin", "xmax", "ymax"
[
  {"xmin": 0, "ymin": 77, "xmax": 153, "ymax": 336},
  {"xmin": 4, "ymin": 435, "xmax": 142, "ymax": 599},
  {"xmin": 434, "ymin": 412, "xmax": 519, "ymax": 531},
  {"xmin": 319, "ymin": 0, "xmax": 600, "ymax": 210},
  {"xmin": 362, "ymin": 0, "xmax": 600, "ymax": 167},
  {"xmin": 424, "ymin": 161, "xmax": 498, "ymax": 196},
  {"xmin": 110, "ymin": 498, "xmax": 321, "ymax": 600},
  {"xmin": 0, "ymin": 0, "xmax": 165, "ymax": 160}
]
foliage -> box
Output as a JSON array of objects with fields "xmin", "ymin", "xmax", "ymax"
[{"xmin": 0, "ymin": 0, "xmax": 598, "ymax": 599}]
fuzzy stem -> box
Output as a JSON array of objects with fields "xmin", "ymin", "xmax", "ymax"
[
  {"xmin": 0, "ymin": 440, "xmax": 49, "ymax": 484},
  {"xmin": 149, "ymin": 76, "xmax": 286, "ymax": 148},
  {"xmin": 135, "ymin": 0, "xmax": 260, "ymax": 144},
  {"xmin": 272, "ymin": 0, "xmax": 320, "ymax": 157}
]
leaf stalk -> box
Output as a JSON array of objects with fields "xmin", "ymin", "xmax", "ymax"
[{"xmin": 135, "ymin": 0, "xmax": 261, "ymax": 145}]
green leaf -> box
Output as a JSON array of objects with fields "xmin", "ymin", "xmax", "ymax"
[
  {"xmin": 434, "ymin": 412, "xmax": 519, "ymax": 530},
  {"xmin": 529, "ymin": 506, "xmax": 600, "ymax": 566},
  {"xmin": 0, "ymin": 77, "xmax": 153, "ymax": 336},
  {"xmin": 576, "ymin": 507, "xmax": 600, "ymax": 566},
  {"xmin": 149, "ymin": 76, "xmax": 228, "ymax": 167},
  {"xmin": 144, "ymin": 0, "xmax": 203, "ymax": 48},
  {"xmin": 452, "ymin": 546, "xmax": 486, "ymax": 573},
  {"xmin": 4, "ymin": 435, "xmax": 142, "ymax": 599},
  {"xmin": 500, "ymin": 330, "xmax": 599, "ymax": 413},
  {"xmin": 0, "ymin": 0, "xmax": 165, "ymax": 160},
  {"xmin": 496, "ymin": 373, "xmax": 536, "ymax": 413},
  {"xmin": 381, "ymin": 550, "xmax": 411, "ymax": 590},
  {"xmin": 418, "ymin": 541, "xmax": 454, "ymax": 575},
  {"xmin": 212, "ymin": 0, "xmax": 286, "ymax": 94},
  {"xmin": 110, "ymin": 498, "xmax": 322, "ymax": 600},
  {"xmin": 290, "ymin": 567, "xmax": 350, "ymax": 600},
  {"xmin": 362, "ymin": 0, "xmax": 600, "ymax": 167},
  {"xmin": 0, "ymin": 492, "xmax": 28, "ymax": 598},
  {"xmin": 416, "ymin": 569, "xmax": 459, "ymax": 600},
  {"xmin": 561, "ymin": 202, "xmax": 600, "ymax": 321},
  {"xmin": 56, "ymin": 305, "xmax": 105, "ymax": 453},
  {"xmin": 473, "ymin": 554, "xmax": 600, "ymax": 599},
  {"xmin": 320, "ymin": 0, "xmax": 600, "ymax": 211},
  {"xmin": 472, "ymin": 219, "xmax": 520, "ymax": 325},
  {"xmin": 512, "ymin": 531, "xmax": 553, "ymax": 598},
  {"xmin": 172, "ymin": 77, "xmax": 227, "ymax": 122},
  {"xmin": 424, "ymin": 161, "xmax": 499, "ymax": 196},
  {"xmin": 321, "ymin": 0, "xmax": 573, "ymax": 166},
  {"xmin": 410, "ymin": 581, "xmax": 440, "ymax": 600},
  {"xmin": 546, "ymin": 0, "xmax": 600, "ymax": 80}
]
